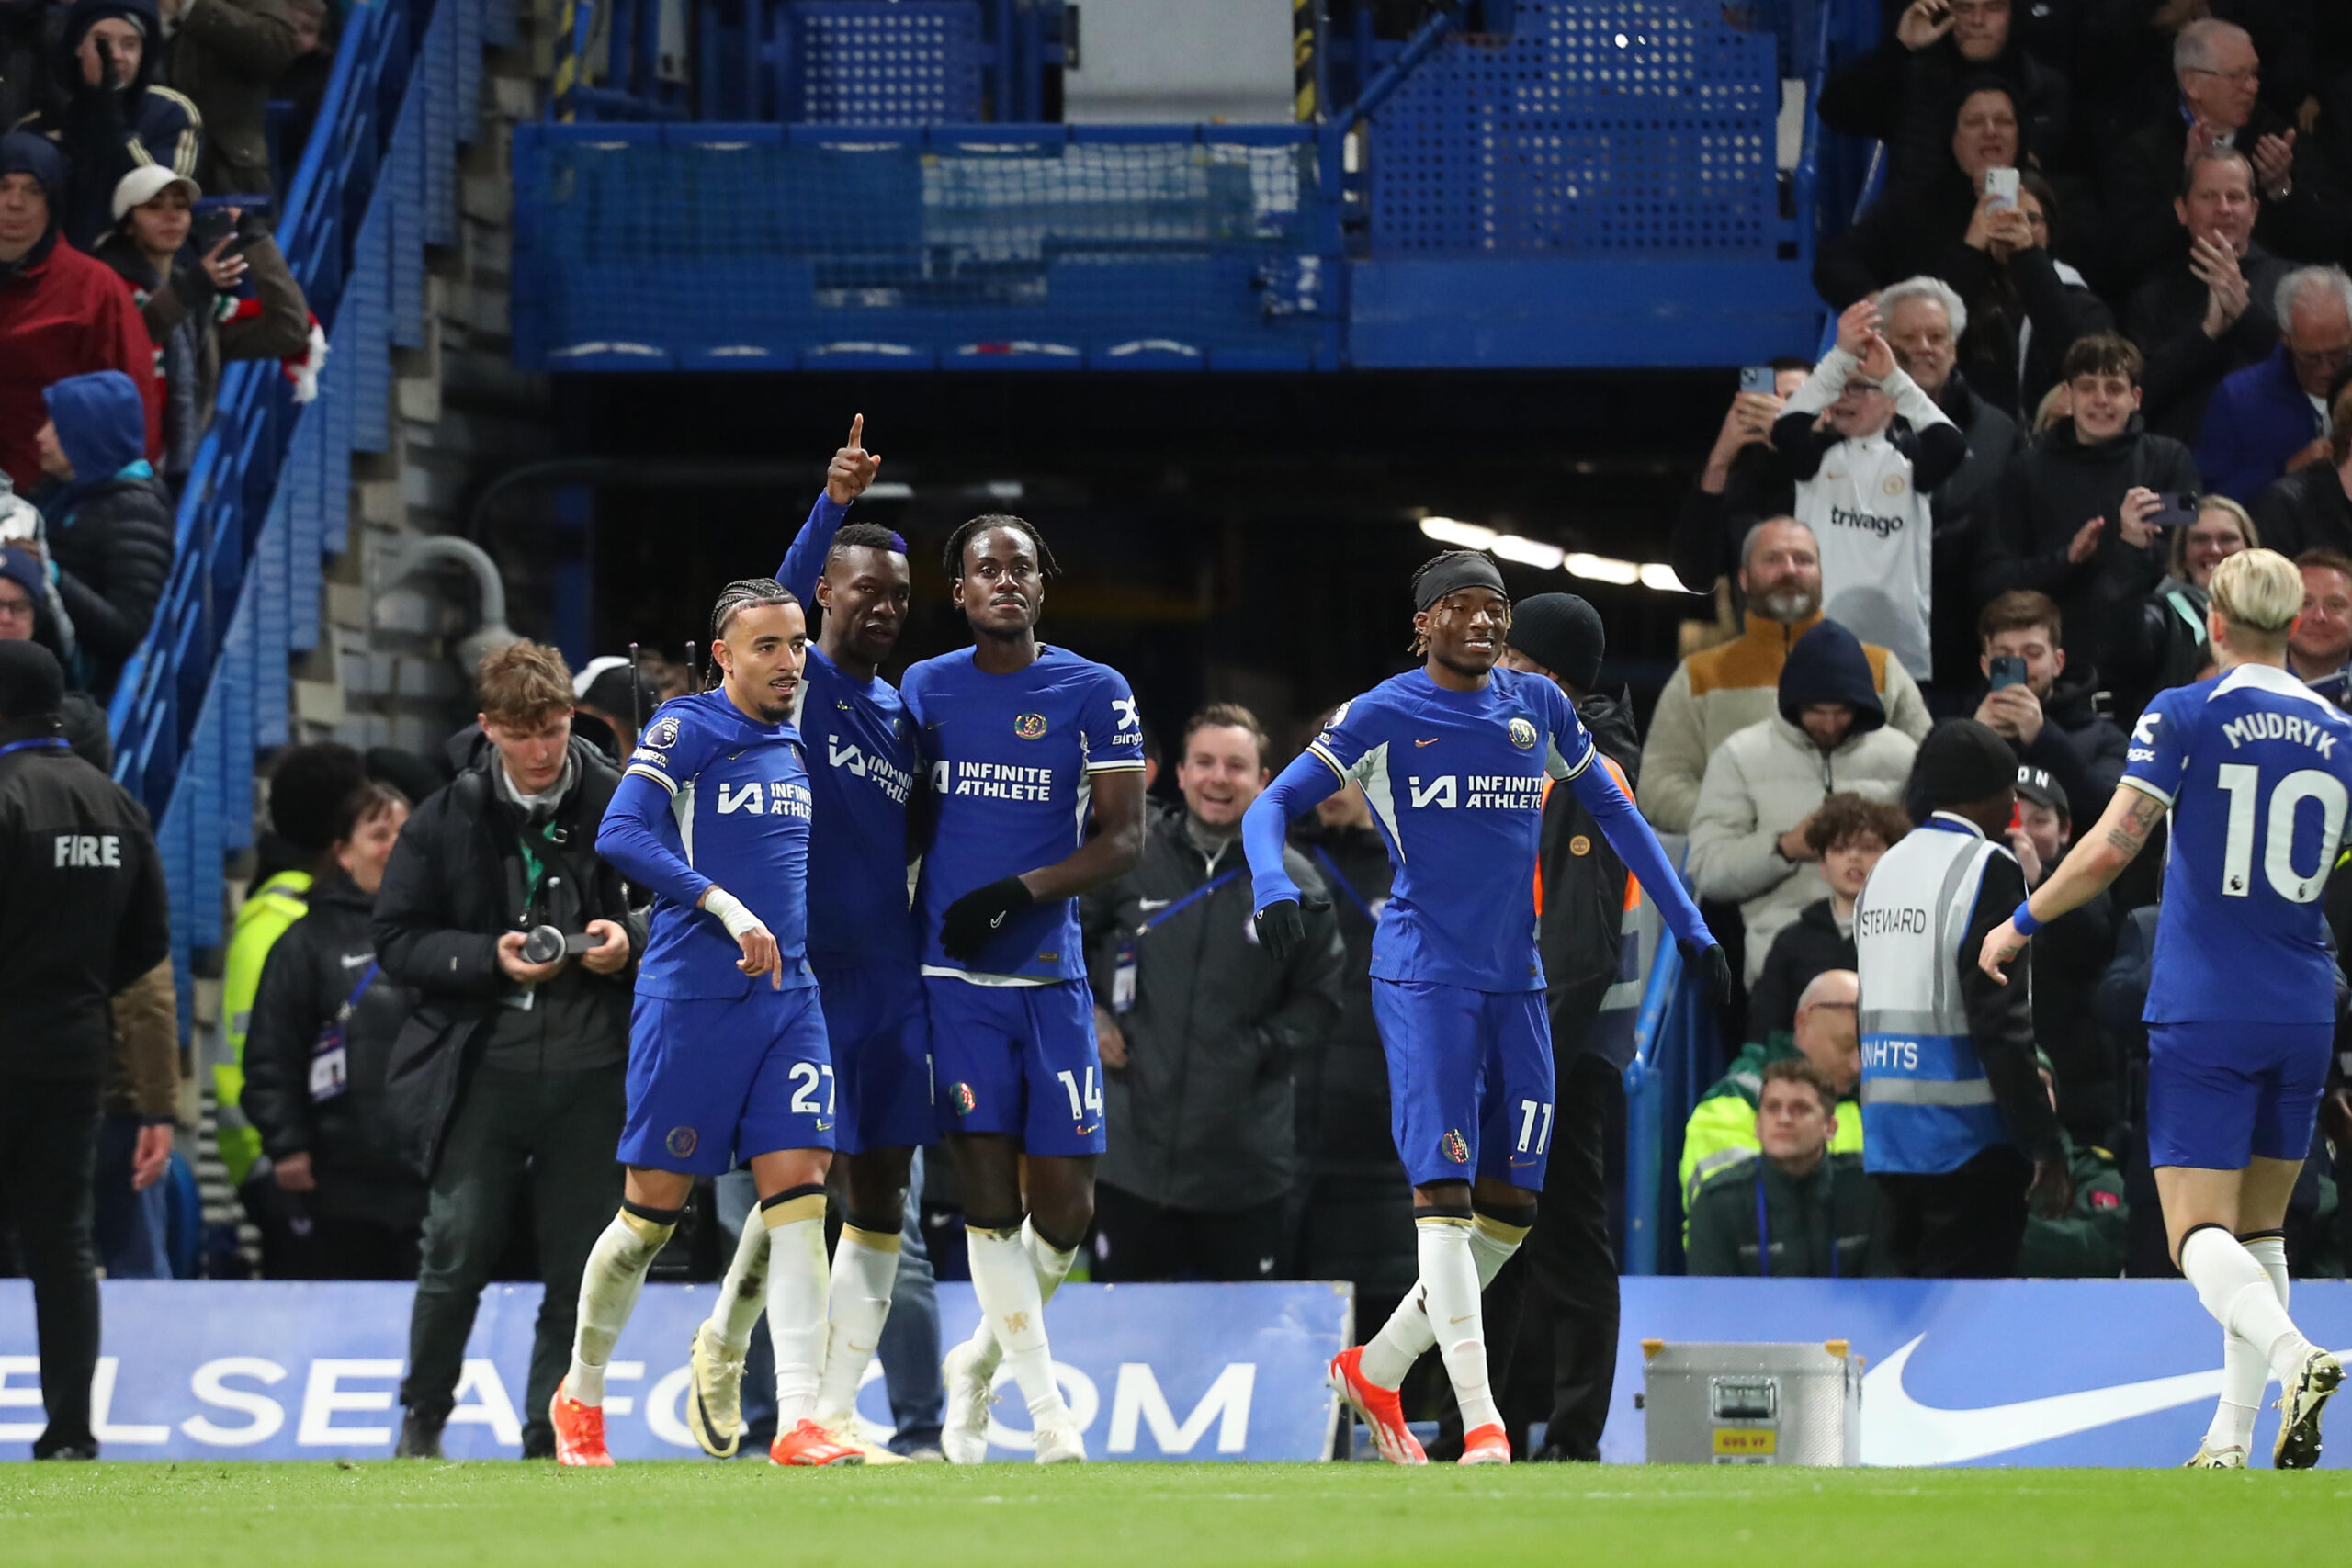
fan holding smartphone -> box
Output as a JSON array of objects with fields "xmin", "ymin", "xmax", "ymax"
[{"xmin": 1968, "ymin": 590, "xmax": 2129, "ymax": 833}]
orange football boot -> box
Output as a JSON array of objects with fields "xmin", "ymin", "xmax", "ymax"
[
  {"xmin": 1329, "ymin": 1347, "xmax": 1427, "ymax": 1465},
  {"xmin": 1458, "ymin": 1423, "xmax": 1511, "ymax": 1465},
  {"xmin": 549, "ymin": 1382, "xmax": 614, "ymax": 1467},
  {"xmin": 770, "ymin": 1419, "xmax": 866, "ymax": 1467}
]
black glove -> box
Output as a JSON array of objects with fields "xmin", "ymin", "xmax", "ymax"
[
  {"xmin": 940, "ymin": 875, "xmax": 1035, "ymax": 961},
  {"xmin": 1253, "ymin": 891, "xmax": 1329, "ymax": 965},
  {"xmin": 1680, "ymin": 939, "xmax": 1733, "ymax": 1008},
  {"xmin": 169, "ymin": 261, "xmax": 218, "ymax": 312}
]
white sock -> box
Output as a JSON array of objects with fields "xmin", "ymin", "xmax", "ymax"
[
  {"xmin": 568, "ymin": 1207, "xmax": 675, "ymax": 1406},
  {"xmin": 2182, "ymin": 1226, "xmax": 2315, "ymax": 1388},
  {"xmin": 2245, "ymin": 1233, "xmax": 2291, "ymax": 1310},
  {"xmin": 967, "ymin": 1224, "xmax": 1068, "ymax": 1427},
  {"xmin": 763, "ymin": 1193, "xmax": 831, "ymax": 1429},
  {"xmin": 1415, "ymin": 1216, "xmax": 1501, "ymax": 1434},
  {"xmin": 1358, "ymin": 1210, "xmax": 1530, "ymax": 1391},
  {"xmin": 707, "ymin": 1210, "xmax": 771, "ymax": 1357},
  {"xmin": 2207, "ymin": 1233, "xmax": 2295, "ymax": 1450},
  {"xmin": 962, "ymin": 1218, "xmax": 1081, "ymax": 1378},
  {"xmin": 815, "ymin": 1224, "xmax": 901, "ymax": 1419}
]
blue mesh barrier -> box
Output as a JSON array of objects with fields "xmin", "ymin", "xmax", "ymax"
[
  {"xmin": 512, "ymin": 123, "xmax": 1339, "ymax": 369},
  {"xmin": 1367, "ymin": 0, "xmax": 1783, "ymax": 257},
  {"xmin": 784, "ymin": 0, "xmax": 986, "ymax": 124}
]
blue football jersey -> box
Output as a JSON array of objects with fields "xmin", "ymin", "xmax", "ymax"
[
  {"xmin": 901, "ymin": 645, "xmax": 1146, "ymax": 980},
  {"xmin": 776, "ymin": 493, "xmax": 921, "ymax": 965},
  {"xmin": 2122, "ymin": 662, "xmax": 2352, "ymax": 1024},
  {"xmin": 1298, "ymin": 667, "xmax": 1594, "ymax": 992},
  {"xmin": 600, "ymin": 690, "xmax": 818, "ymax": 999}
]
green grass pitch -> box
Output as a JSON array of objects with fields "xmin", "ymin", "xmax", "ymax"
[{"xmin": 5, "ymin": 1462, "xmax": 2349, "ymax": 1567}]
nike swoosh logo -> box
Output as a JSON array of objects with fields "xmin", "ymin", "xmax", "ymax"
[
  {"xmin": 989, "ymin": 912, "xmax": 1008, "ymax": 929},
  {"xmin": 1859, "ymin": 1335, "xmax": 2349, "ymax": 1465},
  {"xmin": 1449, "ymin": 1314, "xmax": 1474, "ymax": 1325},
  {"xmin": 1137, "ymin": 897, "xmax": 1172, "ymax": 911},
  {"xmin": 338, "ymin": 953, "xmax": 373, "ymax": 968},
  {"xmin": 1414, "ymin": 738, "xmax": 1441, "ymax": 747}
]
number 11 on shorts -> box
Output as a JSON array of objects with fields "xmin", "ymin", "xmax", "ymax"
[
  {"xmin": 1516, "ymin": 1099, "xmax": 1554, "ymax": 1156},
  {"xmin": 1057, "ymin": 1066, "xmax": 1103, "ymax": 1122}
]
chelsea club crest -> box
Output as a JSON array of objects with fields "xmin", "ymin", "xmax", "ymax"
[
  {"xmin": 1014, "ymin": 712, "xmax": 1048, "ymax": 740},
  {"xmin": 1507, "ymin": 717, "xmax": 1537, "ymax": 750}
]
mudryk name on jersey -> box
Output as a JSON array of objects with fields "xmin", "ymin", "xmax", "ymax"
[{"xmin": 933, "ymin": 761, "xmax": 1055, "ymax": 802}]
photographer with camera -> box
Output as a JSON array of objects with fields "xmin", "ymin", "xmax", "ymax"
[{"xmin": 374, "ymin": 640, "xmax": 642, "ymax": 1460}]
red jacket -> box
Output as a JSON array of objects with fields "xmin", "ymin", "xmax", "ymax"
[{"xmin": 0, "ymin": 232, "xmax": 164, "ymax": 492}]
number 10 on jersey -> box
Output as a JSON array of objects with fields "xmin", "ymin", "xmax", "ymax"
[{"xmin": 2215, "ymin": 763, "xmax": 2349, "ymax": 902}]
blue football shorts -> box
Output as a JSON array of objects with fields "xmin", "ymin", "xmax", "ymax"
[
  {"xmin": 1369, "ymin": 978, "xmax": 1555, "ymax": 1190},
  {"xmin": 812, "ymin": 960, "xmax": 933, "ymax": 1157},
  {"xmin": 2146, "ymin": 1019, "xmax": 2332, "ymax": 1170},
  {"xmin": 617, "ymin": 983, "xmax": 833, "ymax": 1175},
  {"xmin": 922, "ymin": 976, "xmax": 1106, "ymax": 1156}
]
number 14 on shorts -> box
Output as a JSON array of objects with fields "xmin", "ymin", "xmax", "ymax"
[{"xmin": 1057, "ymin": 1066, "xmax": 1103, "ymax": 1125}]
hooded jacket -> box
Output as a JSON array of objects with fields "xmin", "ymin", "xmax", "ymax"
[
  {"xmin": 0, "ymin": 132, "xmax": 163, "ymax": 493},
  {"xmin": 1085, "ymin": 809, "xmax": 1343, "ymax": 1212},
  {"xmin": 239, "ymin": 869, "xmax": 430, "ymax": 1226},
  {"xmin": 14, "ymin": 0, "xmax": 202, "ymax": 250},
  {"xmin": 31, "ymin": 368, "xmax": 171, "ymax": 696},
  {"xmin": 1687, "ymin": 620, "xmax": 1920, "ymax": 985},
  {"xmin": 1975, "ymin": 413, "xmax": 2201, "ymax": 673},
  {"xmin": 1639, "ymin": 608, "xmax": 1932, "ymax": 834}
]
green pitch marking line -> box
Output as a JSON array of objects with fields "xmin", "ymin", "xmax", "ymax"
[{"xmin": 4, "ymin": 1462, "xmax": 2348, "ymax": 1568}]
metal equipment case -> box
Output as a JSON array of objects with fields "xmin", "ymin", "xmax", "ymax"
[{"xmin": 1638, "ymin": 1340, "xmax": 1863, "ymax": 1465}]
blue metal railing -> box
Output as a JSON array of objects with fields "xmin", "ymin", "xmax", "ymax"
[
  {"xmin": 1620, "ymin": 868, "xmax": 1723, "ymax": 1277},
  {"xmin": 105, "ymin": 0, "xmax": 501, "ymax": 1027}
]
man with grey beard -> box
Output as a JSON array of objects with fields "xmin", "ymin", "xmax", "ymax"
[{"xmin": 1639, "ymin": 517, "xmax": 1932, "ymax": 835}]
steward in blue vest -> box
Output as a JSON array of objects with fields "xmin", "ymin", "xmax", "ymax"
[{"xmin": 1853, "ymin": 720, "xmax": 2067, "ymax": 1278}]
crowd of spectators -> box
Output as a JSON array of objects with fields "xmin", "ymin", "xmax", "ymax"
[
  {"xmin": 1664, "ymin": 1, "xmax": 2352, "ymax": 1281},
  {"xmin": 1, "ymin": 0, "xmax": 325, "ymax": 709}
]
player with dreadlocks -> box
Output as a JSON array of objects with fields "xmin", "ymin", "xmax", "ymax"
[
  {"xmin": 549, "ymin": 574, "xmax": 862, "ymax": 1468},
  {"xmin": 905, "ymin": 511, "xmax": 1147, "ymax": 1465},
  {"xmin": 682, "ymin": 416, "xmax": 933, "ymax": 1463},
  {"xmin": 1241, "ymin": 549, "xmax": 1729, "ymax": 1465}
]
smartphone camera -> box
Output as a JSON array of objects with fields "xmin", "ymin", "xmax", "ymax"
[{"xmin": 1989, "ymin": 655, "xmax": 2029, "ymax": 692}]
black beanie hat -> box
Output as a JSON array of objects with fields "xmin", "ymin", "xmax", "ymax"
[
  {"xmin": 0, "ymin": 638, "xmax": 65, "ymax": 723},
  {"xmin": 1916, "ymin": 719, "xmax": 2018, "ymax": 810},
  {"xmin": 1507, "ymin": 593, "xmax": 1606, "ymax": 691}
]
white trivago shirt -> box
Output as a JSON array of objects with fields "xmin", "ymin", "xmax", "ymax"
[{"xmin": 1781, "ymin": 346, "xmax": 1957, "ymax": 682}]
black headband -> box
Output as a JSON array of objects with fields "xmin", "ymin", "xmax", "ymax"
[{"xmin": 1414, "ymin": 553, "xmax": 1508, "ymax": 613}]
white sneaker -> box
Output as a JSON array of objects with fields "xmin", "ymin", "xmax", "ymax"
[
  {"xmin": 941, "ymin": 1339, "xmax": 997, "ymax": 1464},
  {"xmin": 1032, "ymin": 1419, "xmax": 1087, "ymax": 1465},
  {"xmin": 2182, "ymin": 1438, "xmax": 2247, "ymax": 1469},
  {"xmin": 684, "ymin": 1325, "xmax": 745, "ymax": 1460},
  {"xmin": 811, "ymin": 1409, "xmax": 911, "ymax": 1465}
]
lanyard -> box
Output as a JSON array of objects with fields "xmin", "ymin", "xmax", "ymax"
[
  {"xmin": 1309, "ymin": 846, "xmax": 1379, "ymax": 925},
  {"xmin": 1135, "ymin": 868, "xmax": 1242, "ymax": 936},
  {"xmin": 0, "ymin": 737, "xmax": 68, "ymax": 760},
  {"xmin": 1756, "ymin": 1170, "xmax": 1838, "ymax": 1280}
]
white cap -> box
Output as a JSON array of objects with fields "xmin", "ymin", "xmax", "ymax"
[
  {"xmin": 112, "ymin": 165, "xmax": 201, "ymax": 223},
  {"xmin": 572, "ymin": 654, "xmax": 630, "ymax": 698}
]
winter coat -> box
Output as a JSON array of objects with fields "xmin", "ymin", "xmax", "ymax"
[
  {"xmin": 1678, "ymin": 1030, "xmax": 1865, "ymax": 1211},
  {"xmin": 0, "ymin": 716, "xmax": 167, "ymax": 1078},
  {"xmin": 1085, "ymin": 812, "xmax": 1342, "ymax": 1212},
  {"xmin": 1814, "ymin": 165, "xmax": 1983, "ymax": 314},
  {"xmin": 164, "ymin": 0, "xmax": 297, "ymax": 199},
  {"xmin": 2032, "ymin": 889, "xmax": 2118, "ymax": 1144},
  {"xmin": 0, "ymin": 0, "xmax": 51, "ymax": 134},
  {"xmin": 2126, "ymin": 243, "xmax": 2293, "ymax": 445},
  {"xmin": 1745, "ymin": 897, "xmax": 1853, "ymax": 1044},
  {"xmin": 30, "ymin": 368, "xmax": 172, "ymax": 697},
  {"xmin": 95, "ymin": 227, "xmax": 307, "ymax": 481},
  {"xmin": 1943, "ymin": 244, "xmax": 2113, "ymax": 423},
  {"xmin": 1925, "ymin": 371, "xmax": 2019, "ymax": 680},
  {"xmin": 2102, "ymin": 100, "xmax": 2339, "ymax": 298},
  {"xmin": 241, "ymin": 871, "xmax": 430, "ymax": 1225},
  {"xmin": 14, "ymin": 0, "xmax": 203, "ymax": 251},
  {"xmin": 1974, "ymin": 414, "xmax": 2201, "ymax": 674},
  {"xmin": 1668, "ymin": 441, "xmax": 1796, "ymax": 593},
  {"xmin": 2252, "ymin": 461, "xmax": 2352, "ymax": 563},
  {"xmin": 1815, "ymin": 31, "xmax": 2066, "ymax": 197},
  {"xmin": 373, "ymin": 733, "xmax": 641, "ymax": 1178},
  {"xmin": 2196, "ymin": 344, "xmax": 2327, "ymax": 505},
  {"xmin": 1910, "ymin": 669, "xmax": 2130, "ymax": 830},
  {"xmin": 0, "ymin": 135, "xmax": 164, "ymax": 491},
  {"xmin": 1686, "ymin": 1151, "xmax": 1879, "ymax": 1279},
  {"xmin": 1536, "ymin": 688, "xmax": 1644, "ymax": 1070},
  {"xmin": 1285, "ymin": 816, "xmax": 1401, "ymax": 1177},
  {"xmin": 1638, "ymin": 610, "xmax": 1932, "ymax": 836},
  {"xmin": 1687, "ymin": 620, "xmax": 1919, "ymax": 985}
]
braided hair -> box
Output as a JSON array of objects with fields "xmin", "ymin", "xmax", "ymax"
[
  {"xmin": 706, "ymin": 577, "xmax": 800, "ymax": 688},
  {"xmin": 940, "ymin": 513, "xmax": 1059, "ymax": 580}
]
